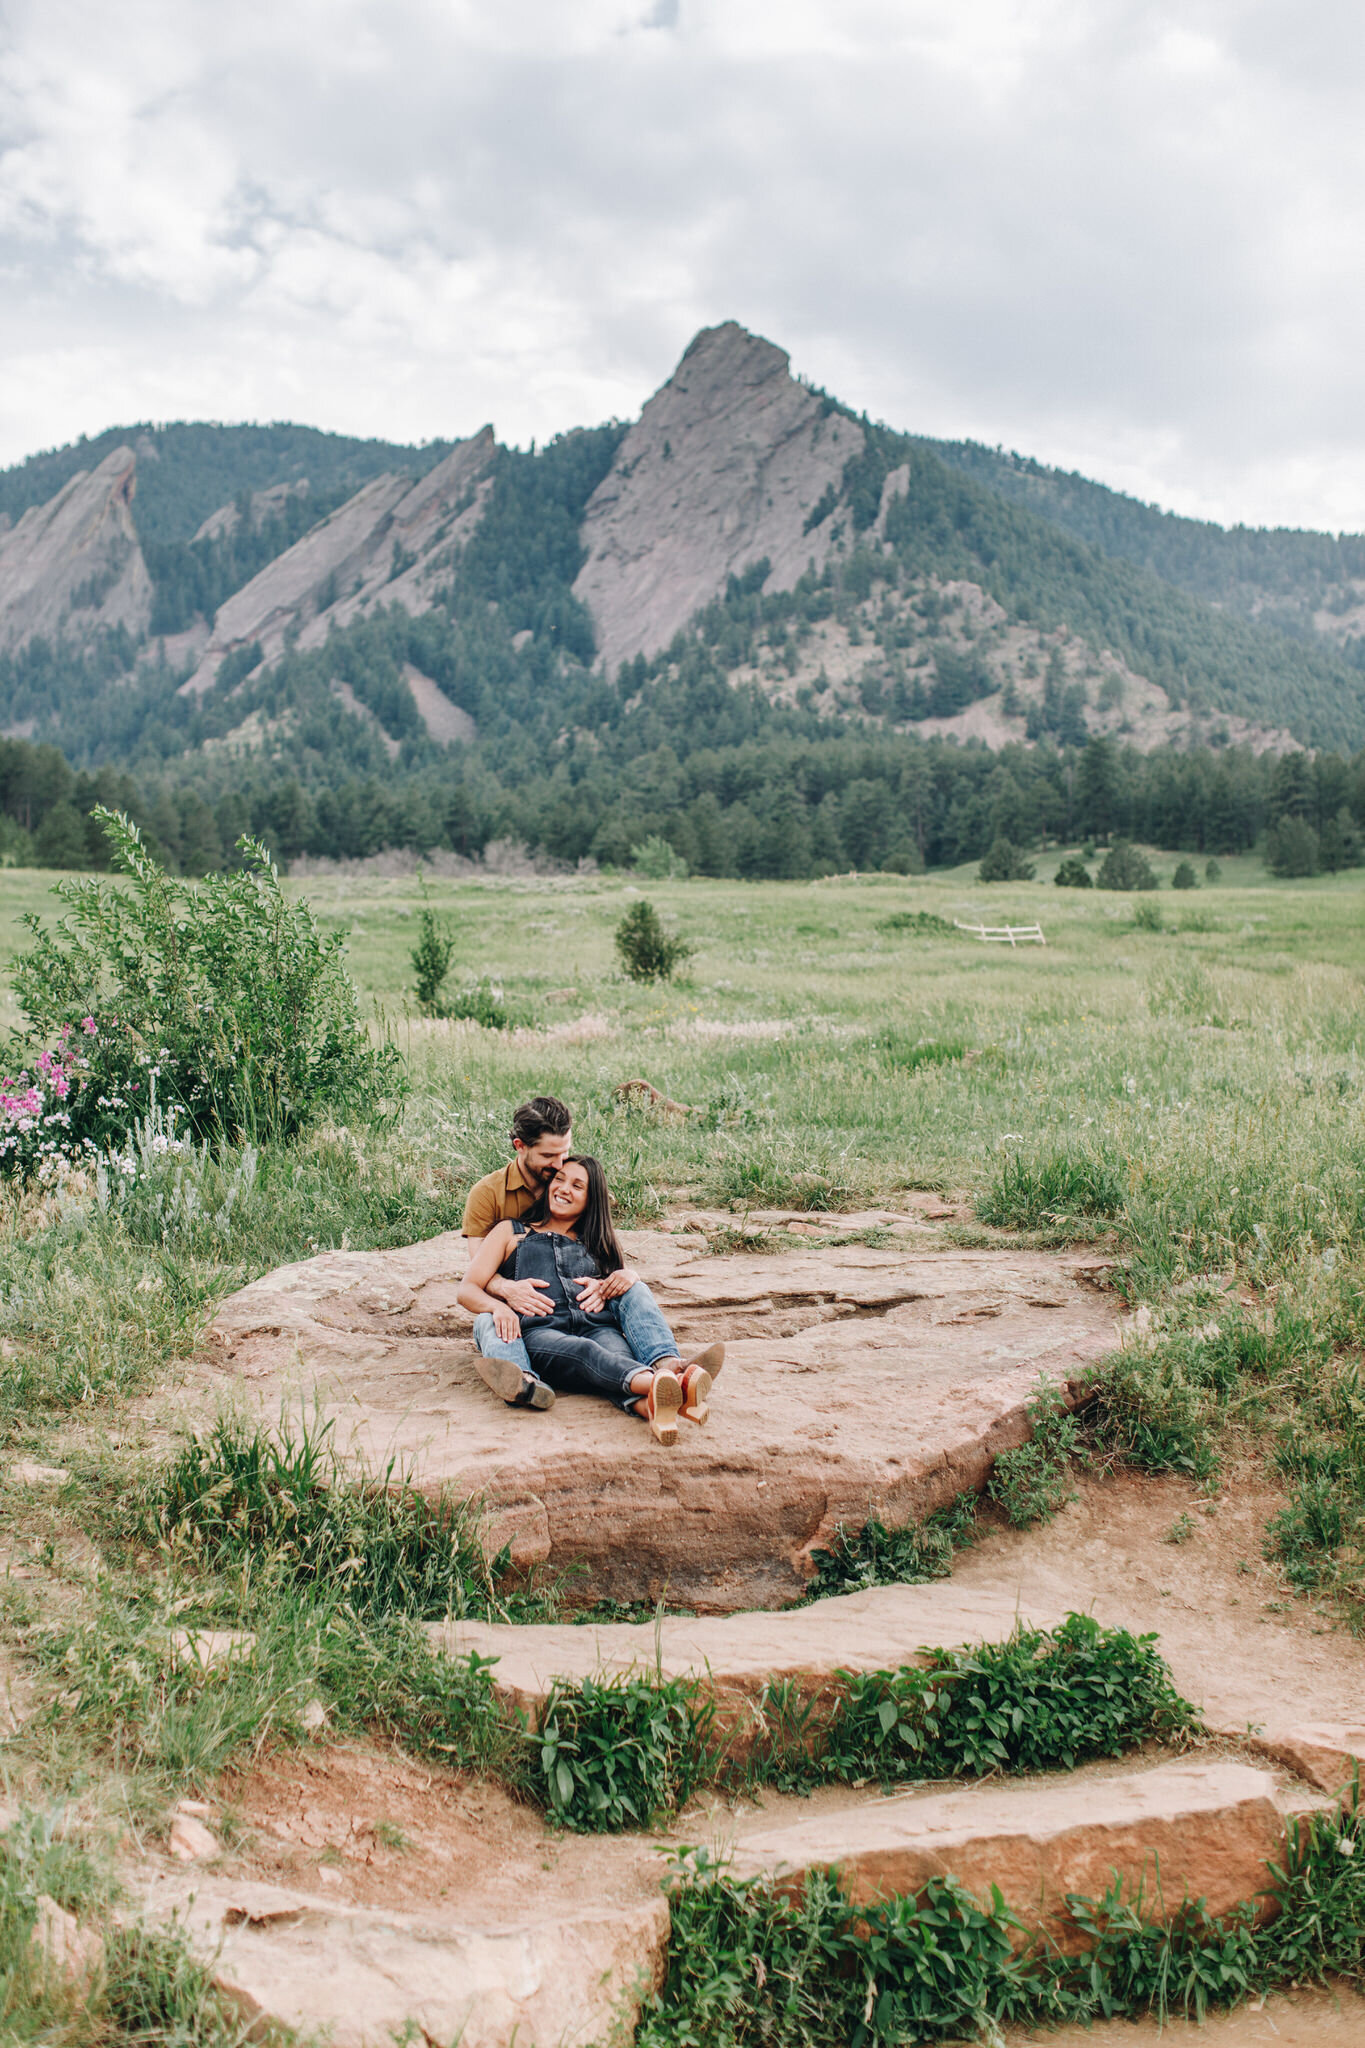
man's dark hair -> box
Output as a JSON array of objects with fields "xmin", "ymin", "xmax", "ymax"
[{"xmin": 511, "ymin": 1096, "xmax": 572, "ymax": 1147}]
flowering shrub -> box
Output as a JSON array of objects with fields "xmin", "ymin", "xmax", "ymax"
[{"xmin": 8, "ymin": 808, "xmax": 402, "ymax": 1160}]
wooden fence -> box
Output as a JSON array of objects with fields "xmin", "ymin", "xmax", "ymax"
[{"xmin": 953, "ymin": 919, "xmax": 1047, "ymax": 946}]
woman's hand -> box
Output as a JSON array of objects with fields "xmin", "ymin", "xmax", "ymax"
[
  {"xmin": 493, "ymin": 1304, "xmax": 522, "ymax": 1343},
  {"xmin": 575, "ymin": 1267, "xmax": 637, "ymax": 1312}
]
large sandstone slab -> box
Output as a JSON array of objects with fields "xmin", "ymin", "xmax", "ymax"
[
  {"xmin": 431, "ymin": 1581, "xmax": 1066, "ymax": 1732},
  {"xmin": 0, "ymin": 447, "xmax": 152, "ymax": 654},
  {"xmin": 207, "ymin": 1231, "xmax": 1120, "ymax": 1612},
  {"xmin": 730, "ymin": 1761, "xmax": 1322, "ymax": 1945},
  {"xmin": 143, "ymin": 1873, "xmax": 666, "ymax": 2048}
]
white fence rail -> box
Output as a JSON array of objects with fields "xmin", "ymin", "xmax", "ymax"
[{"xmin": 954, "ymin": 919, "xmax": 1046, "ymax": 946}]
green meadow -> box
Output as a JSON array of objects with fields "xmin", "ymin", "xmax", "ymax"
[{"xmin": 0, "ymin": 851, "xmax": 1360, "ymax": 2041}]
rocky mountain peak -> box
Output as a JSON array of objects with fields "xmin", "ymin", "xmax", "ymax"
[
  {"xmin": 0, "ymin": 446, "xmax": 153, "ymax": 655},
  {"xmin": 573, "ymin": 322, "xmax": 864, "ymax": 675}
]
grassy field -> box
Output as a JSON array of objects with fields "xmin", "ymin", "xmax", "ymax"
[{"xmin": 0, "ymin": 852, "xmax": 1362, "ymax": 2042}]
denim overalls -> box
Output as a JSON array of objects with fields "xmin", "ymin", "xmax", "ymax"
[{"xmin": 501, "ymin": 1223, "xmax": 677, "ymax": 1409}]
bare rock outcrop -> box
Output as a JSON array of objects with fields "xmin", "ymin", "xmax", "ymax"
[
  {"xmin": 730, "ymin": 1760, "xmax": 1326, "ymax": 1947},
  {"xmin": 0, "ymin": 447, "xmax": 153, "ymax": 654},
  {"xmin": 573, "ymin": 322, "xmax": 865, "ymax": 675},
  {"xmin": 180, "ymin": 429, "xmax": 497, "ymax": 696},
  {"xmin": 205, "ymin": 1231, "xmax": 1121, "ymax": 1612}
]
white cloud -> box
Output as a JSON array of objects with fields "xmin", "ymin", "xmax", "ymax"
[{"xmin": 1, "ymin": 0, "xmax": 1364, "ymax": 529}]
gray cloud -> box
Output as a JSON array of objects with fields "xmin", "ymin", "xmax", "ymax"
[{"xmin": 1, "ymin": 0, "xmax": 1364, "ymax": 529}]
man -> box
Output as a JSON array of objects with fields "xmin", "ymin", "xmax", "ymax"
[{"xmin": 462, "ymin": 1094, "xmax": 689, "ymax": 1410}]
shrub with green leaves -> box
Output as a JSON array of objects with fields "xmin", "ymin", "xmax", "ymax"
[
  {"xmin": 977, "ymin": 836, "xmax": 1036, "ymax": 881},
  {"xmin": 533, "ymin": 1672, "xmax": 715, "ymax": 1831},
  {"xmin": 1097, "ymin": 840, "xmax": 1158, "ymax": 890},
  {"xmin": 630, "ymin": 833, "xmax": 690, "ymax": 880},
  {"xmin": 11, "ymin": 809, "xmax": 401, "ymax": 1147},
  {"xmin": 987, "ymin": 1380, "xmax": 1087, "ymax": 1525},
  {"xmin": 1172, "ymin": 860, "xmax": 1199, "ymax": 889},
  {"xmin": 809, "ymin": 1496, "xmax": 977, "ymax": 1596},
  {"xmin": 1054, "ymin": 853, "xmax": 1094, "ymax": 888},
  {"xmin": 409, "ymin": 905, "xmax": 456, "ymax": 1013},
  {"xmin": 615, "ymin": 898, "xmax": 693, "ymax": 981}
]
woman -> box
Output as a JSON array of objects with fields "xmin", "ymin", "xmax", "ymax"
[{"xmin": 458, "ymin": 1154, "xmax": 720, "ymax": 1446}]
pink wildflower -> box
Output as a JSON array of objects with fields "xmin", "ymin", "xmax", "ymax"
[
  {"xmin": 52, "ymin": 1074, "xmax": 69, "ymax": 1100},
  {"xmin": 82, "ymin": 1017, "xmax": 97, "ymax": 1035}
]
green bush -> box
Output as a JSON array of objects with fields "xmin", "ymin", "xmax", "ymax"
[
  {"xmin": 11, "ymin": 809, "xmax": 400, "ymax": 1148},
  {"xmin": 977, "ymin": 836, "xmax": 1036, "ymax": 882},
  {"xmin": 533, "ymin": 1672, "xmax": 714, "ymax": 1831},
  {"xmin": 615, "ymin": 898, "xmax": 693, "ymax": 981},
  {"xmin": 987, "ymin": 1380, "xmax": 1087, "ymax": 1525},
  {"xmin": 1097, "ymin": 841, "xmax": 1158, "ymax": 890},
  {"xmin": 1132, "ymin": 898, "xmax": 1164, "ymax": 931},
  {"xmin": 1172, "ymin": 860, "xmax": 1199, "ymax": 889},
  {"xmin": 1054, "ymin": 854, "xmax": 1093, "ymax": 888},
  {"xmin": 443, "ymin": 977, "xmax": 512, "ymax": 1029},
  {"xmin": 630, "ymin": 834, "xmax": 690, "ymax": 880},
  {"xmin": 409, "ymin": 905, "xmax": 456, "ymax": 1013},
  {"xmin": 809, "ymin": 1497, "xmax": 977, "ymax": 1596}
]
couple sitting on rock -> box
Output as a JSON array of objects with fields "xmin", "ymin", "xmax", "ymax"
[{"xmin": 457, "ymin": 1095, "xmax": 723, "ymax": 1447}]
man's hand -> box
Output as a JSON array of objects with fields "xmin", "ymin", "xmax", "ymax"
[
  {"xmin": 492, "ymin": 1304, "xmax": 522, "ymax": 1343},
  {"xmin": 575, "ymin": 1267, "xmax": 637, "ymax": 1313},
  {"xmin": 489, "ymin": 1275, "xmax": 556, "ymax": 1318}
]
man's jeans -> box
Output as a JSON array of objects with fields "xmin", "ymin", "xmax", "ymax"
[{"xmin": 472, "ymin": 1280, "xmax": 678, "ymax": 1385}]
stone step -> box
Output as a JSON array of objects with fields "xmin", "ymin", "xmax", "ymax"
[
  {"xmin": 208, "ymin": 1232, "xmax": 1121, "ymax": 1610},
  {"xmin": 142, "ymin": 1872, "xmax": 668, "ymax": 2048},
  {"xmin": 728, "ymin": 1759, "xmax": 1327, "ymax": 1948},
  {"xmin": 430, "ymin": 1581, "xmax": 1066, "ymax": 1734}
]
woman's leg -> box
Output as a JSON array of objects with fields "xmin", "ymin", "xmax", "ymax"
[{"xmin": 524, "ymin": 1325, "xmax": 684, "ymax": 1443}]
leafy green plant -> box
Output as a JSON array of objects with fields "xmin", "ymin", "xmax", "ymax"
[
  {"xmin": 1172, "ymin": 860, "xmax": 1199, "ymax": 890},
  {"xmin": 11, "ymin": 809, "xmax": 400, "ymax": 1146},
  {"xmin": 978, "ymin": 836, "xmax": 1036, "ymax": 881},
  {"xmin": 615, "ymin": 899, "xmax": 693, "ymax": 982},
  {"xmin": 630, "ymin": 834, "xmax": 689, "ymax": 880},
  {"xmin": 1132, "ymin": 898, "xmax": 1165, "ymax": 931},
  {"xmin": 442, "ymin": 977, "xmax": 511, "ymax": 1029},
  {"xmin": 409, "ymin": 905, "xmax": 456, "ymax": 1014},
  {"xmin": 532, "ymin": 1672, "xmax": 715, "ymax": 1831},
  {"xmin": 1097, "ymin": 840, "xmax": 1158, "ymax": 890},
  {"xmin": 978, "ymin": 1150, "xmax": 1126, "ymax": 1229},
  {"xmin": 808, "ymin": 1496, "xmax": 977, "ymax": 1597},
  {"xmin": 1054, "ymin": 853, "xmax": 1093, "ymax": 888},
  {"xmin": 987, "ymin": 1379, "xmax": 1087, "ymax": 1525}
]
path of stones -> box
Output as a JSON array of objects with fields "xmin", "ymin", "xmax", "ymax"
[{"xmin": 138, "ymin": 1220, "xmax": 1365, "ymax": 2046}]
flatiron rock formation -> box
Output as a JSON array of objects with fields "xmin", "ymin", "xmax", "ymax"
[
  {"xmin": 0, "ymin": 446, "xmax": 152, "ymax": 655},
  {"xmin": 573, "ymin": 322, "xmax": 865, "ymax": 674},
  {"xmin": 206, "ymin": 1230, "xmax": 1121, "ymax": 1612},
  {"xmin": 181, "ymin": 428, "xmax": 496, "ymax": 695}
]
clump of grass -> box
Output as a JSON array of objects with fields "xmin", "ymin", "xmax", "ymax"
[
  {"xmin": 876, "ymin": 1033, "xmax": 969, "ymax": 1074},
  {"xmin": 987, "ymin": 1379, "xmax": 1087, "ymax": 1526},
  {"xmin": 143, "ymin": 1411, "xmax": 547, "ymax": 1623},
  {"xmin": 977, "ymin": 1150, "xmax": 1127, "ymax": 1231},
  {"xmin": 707, "ymin": 1140, "xmax": 871, "ymax": 1213},
  {"xmin": 808, "ymin": 1495, "xmax": 977, "ymax": 1597},
  {"xmin": 532, "ymin": 1672, "xmax": 716, "ymax": 1832},
  {"xmin": 875, "ymin": 910, "xmax": 954, "ymax": 935},
  {"xmin": 27, "ymin": 1582, "xmax": 512, "ymax": 1790}
]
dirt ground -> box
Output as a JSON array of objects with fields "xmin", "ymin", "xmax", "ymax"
[
  {"xmin": 1006, "ymin": 1985, "xmax": 1365, "ymax": 2045},
  {"xmin": 950, "ymin": 1464, "xmax": 1365, "ymax": 1740}
]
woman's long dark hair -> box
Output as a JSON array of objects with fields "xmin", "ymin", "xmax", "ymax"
[{"xmin": 522, "ymin": 1153, "xmax": 624, "ymax": 1274}]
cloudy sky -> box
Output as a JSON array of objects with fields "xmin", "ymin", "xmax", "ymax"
[{"xmin": 2, "ymin": 0, "xmax": 1363, "ymax": 531}]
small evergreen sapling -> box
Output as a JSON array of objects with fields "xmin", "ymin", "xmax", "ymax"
[
  {"xmin": 615, "ymin": 900, "xmax": 693, "ymax": 982},
  {"xmin": 410, "ymin": 907, "xmax": 456, "ymax": 1014}
]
